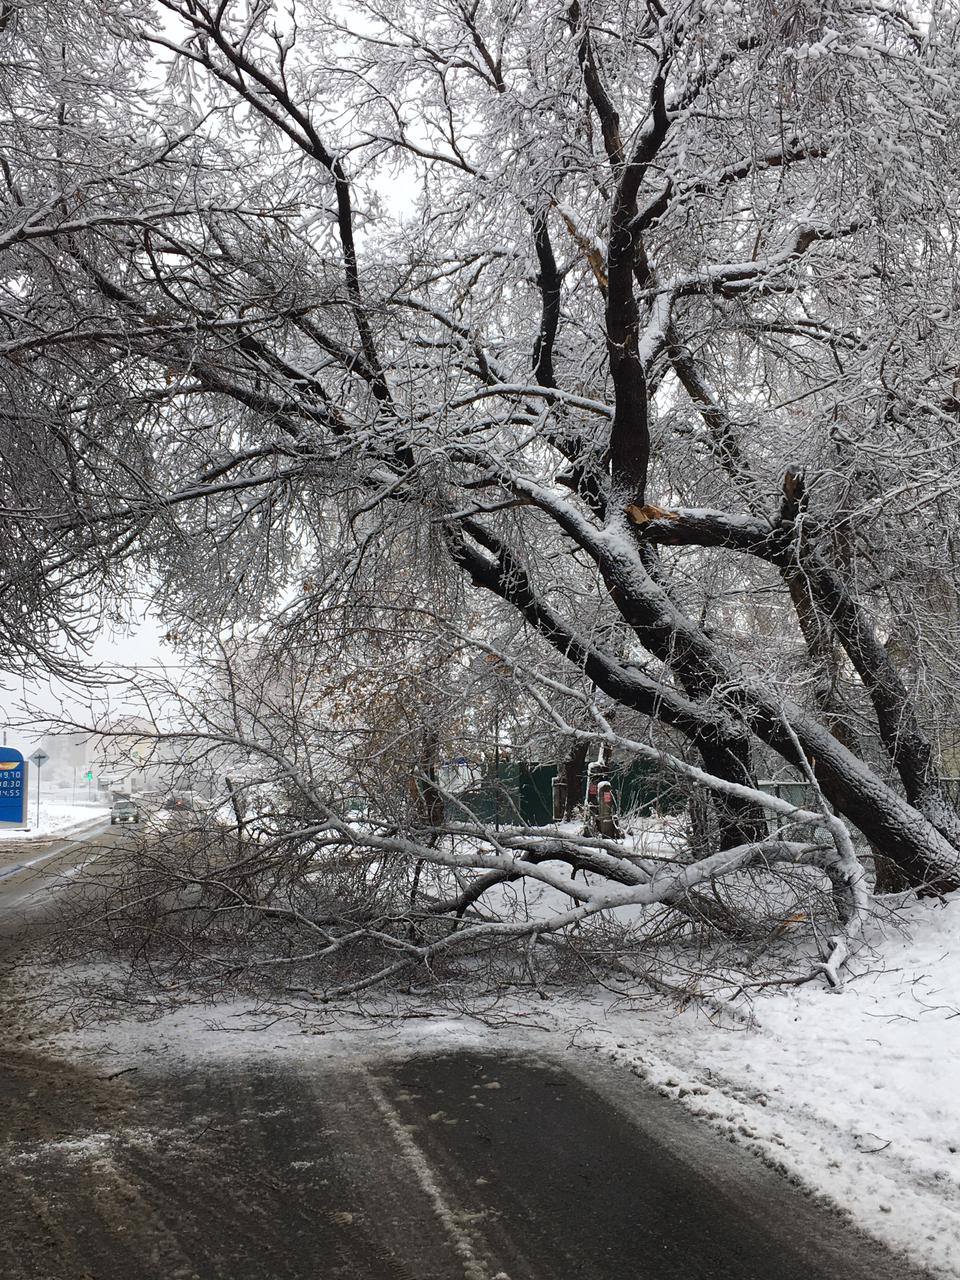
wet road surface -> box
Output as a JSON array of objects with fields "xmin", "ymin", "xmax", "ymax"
[
  {"xmin": 0, "ymin": 817, "xmax": 117, "ymax": 942},
  {"xmin": 0, "ymin": 822, "xmax": 931, "ymax": 1278},
  {"xmin": 0, "ymin": 1048, "xmax": 930, "ymax": 1280}
]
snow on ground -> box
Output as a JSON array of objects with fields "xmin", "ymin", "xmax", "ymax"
[
  {"xmin": 529, "ymin": 894, "xmax": 960, "ymax": 1280},
  {"xmin": 10, "ymin": 892, "xmax": 960, "ymax": 1278},
  {"xmin": 0, "ymin": 798, "xmax": 108, "ymax": 842}
]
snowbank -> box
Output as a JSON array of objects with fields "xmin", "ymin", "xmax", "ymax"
[
  {"xmin": 536, "ymin": 894, "xmax": 960, "ymax": 1279},
  {"xmin": 0, "ymin": 799, "xmax": 108, "ymax": 842}
]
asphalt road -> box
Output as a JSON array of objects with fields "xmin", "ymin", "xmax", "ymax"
[
  {"xmin": 0, "ymin": 822, "xmax": 933, "ymax": 1280},
  {"xmin": 0, "ymin": 816, "xmax": 119, "ymax": 943},
  {"xmin": 0, "ymin": 1047, "xmax": 932, "ymax": 1280}
]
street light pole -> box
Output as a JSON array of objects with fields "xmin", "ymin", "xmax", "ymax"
[
  {"xmin": 494, "ymin": 703, "xmax": 500, "ymax": 832},
  {"xmin": 484, "ymin": 652, "xmax": 511, "ymax": 833}
]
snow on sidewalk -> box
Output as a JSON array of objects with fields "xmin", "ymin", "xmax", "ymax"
[
  {"xmin": 0, "ymin": 799, "xmax": 108, "ymax": 843},
  {"xmin": 538, "ymin": 894, "xmax": 960, "ymax": 1279}
]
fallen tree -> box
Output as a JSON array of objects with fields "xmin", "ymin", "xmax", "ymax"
[{"xmin": 7, "ymin": 0, "xmax": 960, "ymax": 952}]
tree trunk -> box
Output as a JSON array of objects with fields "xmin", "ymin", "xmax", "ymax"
[
  {"xmin": 450, "ymin": 525, "xmax": 960, "ymax": 892},
  {"xmin": 562, "ymin": 739, "xmax": 589, "ymax": 821},
  {"xmin": 664, "ymin": 348, "xmax": 960, "ymax": 865}
]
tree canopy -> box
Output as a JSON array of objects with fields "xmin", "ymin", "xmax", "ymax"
[{"xmin": 4, "ymin": 0, "xmax": 960, "ymax": 990}]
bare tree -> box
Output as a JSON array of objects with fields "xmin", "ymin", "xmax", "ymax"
[
  {"xmin": 58, "ymin": 635, "xmax": 866, "ymax": 999},
  {"xmin": 7, "ymin": 0, "xmax": 960, "ymax": 992}
]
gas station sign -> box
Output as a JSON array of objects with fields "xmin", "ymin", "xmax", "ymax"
[{"xmin": 0, "ymin": 748, "xmax": 28, "ymax": 827}]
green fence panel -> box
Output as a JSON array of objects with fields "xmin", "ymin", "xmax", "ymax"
[{"xmin": 455, "ymin": 759, "xmax": 685, "ymax": 826}]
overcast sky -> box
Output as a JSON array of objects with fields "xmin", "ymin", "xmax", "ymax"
[{"xmin": 1, "ymin": 606, "xmax": 172, "ymax": 755}]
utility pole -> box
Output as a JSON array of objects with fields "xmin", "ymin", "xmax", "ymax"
[{"xmin": 494, "ymin": 702, "xmax": 500, "ymax": 832}]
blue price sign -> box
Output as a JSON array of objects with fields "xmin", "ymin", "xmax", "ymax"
[{"xmin": 0, "ymin": 749, "xmax": 28, "ymax": 827}]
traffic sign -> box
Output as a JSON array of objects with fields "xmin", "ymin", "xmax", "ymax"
[
  {"xmin": 28, "ymin": 751, "xmax": 49, "ymax": 825},
  {"xmin": 0, "ymin": 749, "xmax": 28, "ymax": 827}
]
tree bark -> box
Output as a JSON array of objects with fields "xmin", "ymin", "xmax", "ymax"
[
  {"xmin": 632, "ymin": 498, "xmax": 960, "ymax": 858},
  {"xmin": 449, "ymin": 522, "xmax": 960, "ymax": 892},
  {"xmin": 562, "ymin": 738, "xmax": 589, "ymax": 821}
]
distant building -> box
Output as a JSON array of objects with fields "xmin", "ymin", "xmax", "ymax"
[
  {"xmin": 38, "ymin": 731, "xmax": 92, "ymax": 787},
  {"xmin": 92, "ymin": 717, "xmax": 169, "ymax": 795}
]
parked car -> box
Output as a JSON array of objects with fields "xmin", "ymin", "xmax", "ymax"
[{"xmin": 110, "ymin": 798, "xmax": 140, "ymax": 825}]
